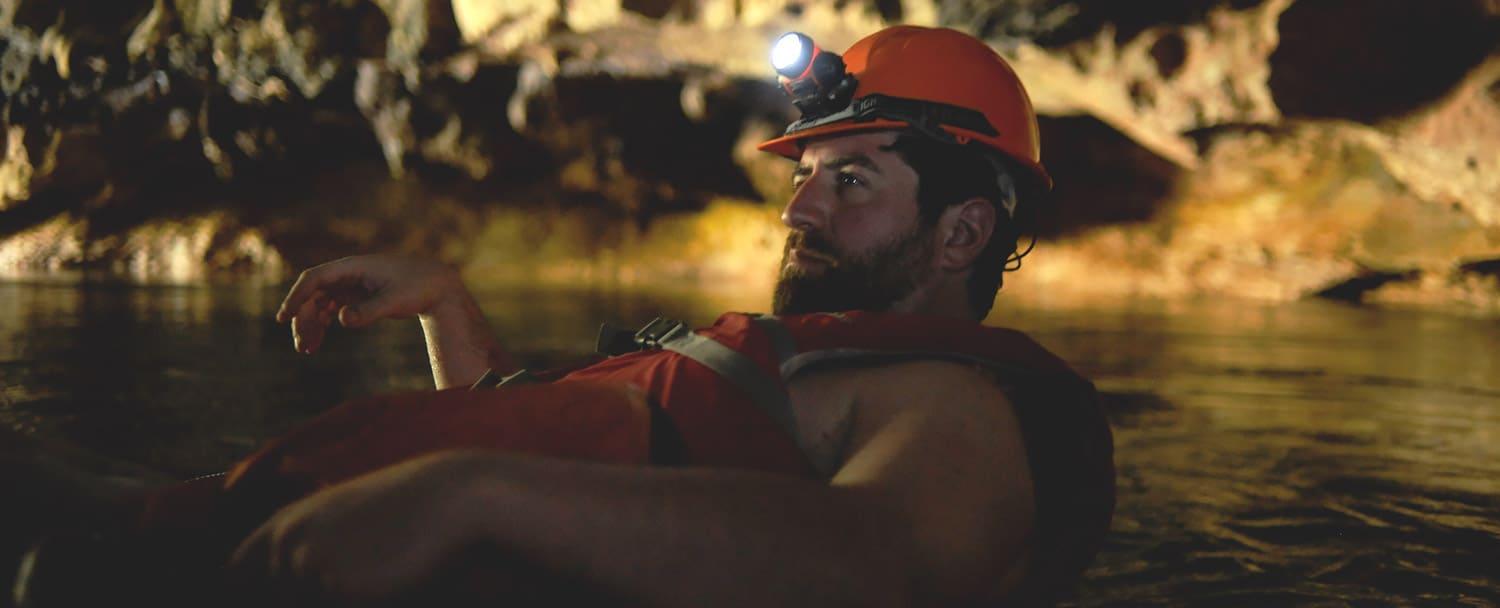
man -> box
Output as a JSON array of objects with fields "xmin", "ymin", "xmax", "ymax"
[
  {"xmin": 20, "ymin": 26, "xmax": 1113, "ymax": 607},
  {"xmin": 251, "ymin": 25, "xmax": 1113, "ymax": 605}
]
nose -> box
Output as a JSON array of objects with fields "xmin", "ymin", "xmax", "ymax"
[{"xmin": 781, "ymin": 173, "xmax": 831, "ymax": 232}]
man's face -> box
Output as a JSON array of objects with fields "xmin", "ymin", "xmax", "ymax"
[{"xmin": 772, "ymin": 131, "xmax": 934, "ymax": 315}]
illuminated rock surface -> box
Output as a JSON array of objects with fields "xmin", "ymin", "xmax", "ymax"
[{"xmin": 0, "ymin": 0, "xmax": 1495, "ymax": 311}]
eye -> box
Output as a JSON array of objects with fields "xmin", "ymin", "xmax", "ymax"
[{"xmin": 837, "ymin": 172, "xmax": 864, "ymax": 187}]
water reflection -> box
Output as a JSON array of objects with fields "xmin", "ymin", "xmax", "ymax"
[
  {"xmin": 0, "ymin": 281, "xmax": 764, "ymax": 473},
  {"xmin": 993, "ymin": 300, "xmax": 1500, "ymax": 605},
  {"xmin": 1, "ymin": 281, "xmax": 1497, "ymax": 605}
]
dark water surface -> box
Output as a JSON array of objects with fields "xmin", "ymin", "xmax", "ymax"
[{"xmin": 1, "ymin": 281, "xmax": 1497, "ymax": 606}]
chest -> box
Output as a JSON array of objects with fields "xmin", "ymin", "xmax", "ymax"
[{"xmin": 785, "ymin": 367, "xmax": 863, "ymax": 477}]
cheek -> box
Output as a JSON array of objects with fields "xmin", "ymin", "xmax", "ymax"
[
  {"xmin": 828, "ymin": 206, "xmax": 906, "ymax": 253},
  {"xmin": 844, "ymin": 188, "xmax": 916, "ymax": 226},
  {"xmin": 824, "ymin": 206, "xmax": 873, "ymax": 244}
]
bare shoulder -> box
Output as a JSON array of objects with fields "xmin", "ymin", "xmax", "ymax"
[
  {"xmin": 851, "ymin": 359, "xmax": 1018, "ymax": 420},
  {"xmin": 790, "ymin": 359, "xmax": 1020, "ymax": 477},
  {"xmin": 838, "ymin": 359, "xmax": 1027, "ymax": 472},
  {"xmin": 831, "ymin": 359, "xmax": 1036, "ymax": 600}
]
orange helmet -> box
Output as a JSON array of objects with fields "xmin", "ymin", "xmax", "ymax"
[{"xmin": 758, "ymin": 26, "xmax": 1051, "ymax": 189}]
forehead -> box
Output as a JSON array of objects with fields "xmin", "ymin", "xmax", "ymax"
[{"xmin": 796, "ymin": 131, "xmax": 906, "ymax": 169}]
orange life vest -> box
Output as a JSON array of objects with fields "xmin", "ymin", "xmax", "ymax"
[{"xmin": 139, "ymin": 311, "xmax": 1113, "ymax": 600}]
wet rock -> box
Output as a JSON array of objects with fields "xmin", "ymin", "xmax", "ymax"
[
  {"xmin": 1009, "ymin": 113, "xmax": 1500, "ymax": 304},
  {"xmin": 1002, "ymin": 0, "xmax": 1292, "ymax": 168},
  {"xmin": 0, "ymin": 211, "xmax": 284, "ymax": 281},
  {"xmin": 1365, "ymin": 267, "xmax": 1500, "ymax": 315},
  {"xmin": 0, "ymin": 0, "xmax": 1494, "ymax": 314}
]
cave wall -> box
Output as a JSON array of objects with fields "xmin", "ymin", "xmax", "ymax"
[{"xmin": 0, "ymin": 0, "xmax": 1495, "ymax": 311}]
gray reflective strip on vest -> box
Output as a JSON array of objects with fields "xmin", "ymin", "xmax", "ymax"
[
  {"xmin": 658, "ymin": 331, "xmax": 805, "ymax": 457},
  {"xmin": 748, "ymin": 314, "xmax": 798, "ymax": 367}
]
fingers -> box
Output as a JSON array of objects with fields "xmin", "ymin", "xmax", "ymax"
[
  {"xmin": 277, "ymin": 258, "xmax": 368, "ymax": 324},
  {"xmin": 230, "ymin": 521, "xmax": 319, "ymax": 605},
  {"xmin": 336, "ymin": 290, "xmax": 400, "ymax": 329},
  {"xmin": 277, "ymin": 271, "xmax": 316, "ymax": 325},
  {"xmin": 229, "ymin": 520, "xmax": 273, "ymax": 582},
  {"xmin": 291, "ymin": 291, "xmax": 332, "ymax": 354}
]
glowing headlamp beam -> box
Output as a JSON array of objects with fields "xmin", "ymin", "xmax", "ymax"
[{"xmin": 772, "ymin": 32, "xmax": 814, "ymax": 78}]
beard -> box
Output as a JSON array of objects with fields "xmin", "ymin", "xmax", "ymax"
[{"xmin": 772, "ymin": 223, "xmax": 935, "ymax": 315}]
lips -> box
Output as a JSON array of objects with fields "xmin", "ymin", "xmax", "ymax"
[{"xmin": 790, "ymin": 247, "xmax": 838, "ymax": 267}]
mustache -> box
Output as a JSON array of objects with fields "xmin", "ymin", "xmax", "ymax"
[{"xmin": 785, "ymin": 231, "xmax": 840, "ymax": 261}]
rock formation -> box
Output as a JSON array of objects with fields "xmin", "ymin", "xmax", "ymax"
[{"xmin": 0, "ymin": 0, "xmax": 1495, "ymax": 311}]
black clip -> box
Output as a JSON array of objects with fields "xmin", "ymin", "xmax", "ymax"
[
  {"xmin": 595, "ymin": 317, "xmax": 688, "ymax": 356},
  {"xmin": 596, "ymin": 323, "xmax": 638, "ymax": 356},
  {"xmin": 633, "ymin": 317, "xmax": 688, "ymax": 349}
]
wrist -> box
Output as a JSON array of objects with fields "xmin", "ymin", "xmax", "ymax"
[{"xmin": 419, "ymin": 268, "xmax": 471, "ymax": 320}]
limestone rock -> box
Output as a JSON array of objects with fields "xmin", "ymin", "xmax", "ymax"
[
  {"xmin": 0, "ymin": 211, "xmax": 284, "ymax": 281},
  {"xmin": 1005, "ymin": 0, "xmax": 1290, "ymax": 168},
  {"xmin": 0, "ymin": 0, "xmax": 1494, "ymax": 314}
]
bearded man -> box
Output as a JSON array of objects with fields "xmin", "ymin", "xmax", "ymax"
[{"xmin": 16, "ymin": 26, "xmax": 1114, "ymax": 608}]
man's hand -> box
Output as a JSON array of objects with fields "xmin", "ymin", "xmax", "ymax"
[
  {"xmin": 276, "ymin": 255, "xmax": 464, "ymax": 354},
  {"xmin": 277, "ymin": 255, "xmax": 506, "ymax": 387},
  {"xmin": 228, "ymin": 453, "xmax": 478, "ymax": 601}
]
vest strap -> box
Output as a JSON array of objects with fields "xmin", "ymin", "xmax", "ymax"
[
  {"xmin": 748, "ymin": 314, "xmax": 798, "ymax": 367},
  {"xmin": 657, "ymin": 330, "xmax": 805, "ymax": 458}
]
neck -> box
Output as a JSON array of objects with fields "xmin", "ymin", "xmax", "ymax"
[{"xmin": 885, "ymin": 275, "xmax": 976, "ymax": 320}]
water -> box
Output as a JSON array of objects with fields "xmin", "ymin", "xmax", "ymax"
[
  {"xmin": 1008, "ymin": 302, "xmax": 1500, "ymax": 606},
  {"xmin": 1, "ymin": 280, "xmax": 1497, "ymax": 605}
]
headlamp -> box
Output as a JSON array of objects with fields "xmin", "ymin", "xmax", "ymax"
[
  {"xmin": 771, "ymin": 33, "xmax": 813, "ymax": 77},
  {"xmin": 770, "ymin": 32, "xmax": 859, "ymax": 121}
]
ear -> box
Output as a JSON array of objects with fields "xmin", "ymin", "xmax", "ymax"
[{"xmin": 935, "ymin": 197, "xmax": 996, "ymax": 272}]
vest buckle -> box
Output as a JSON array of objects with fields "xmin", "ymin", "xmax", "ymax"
[
  {"xmin": 634, "ymin": 317, "xmax": 689, "ymax": 349},
  {"xmin": 595, "ymin": 317, "xmax": 689, "ymax": 356}
]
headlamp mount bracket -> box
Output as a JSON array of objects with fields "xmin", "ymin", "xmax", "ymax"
[{"xmin": 784, "ymin": 93, "xmax": 1000, "ymax": 146}]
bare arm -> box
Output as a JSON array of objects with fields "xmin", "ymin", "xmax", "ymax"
[
  {"xmin": 276, "ymin": 255, "xmax": 516, "ymax": 389},
  {"xmin": 460, "ymin": 361, "xmax": 1036, "ymax": 605},
  {"xmin": 459, "ymin": 456, "xmax": 910, "ymax": 606},
  {"xmin": 234, "ymin": 361, "xmax": 1035, "ymax": 605},
  {"xmin": 417, "ymin": 287, "xmax": 513, "ymax": 389}
]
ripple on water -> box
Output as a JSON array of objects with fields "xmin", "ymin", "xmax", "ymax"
[
  {"xmin": 1073, "ymin": 372, "xmax": 1500, "ymax": 606},
  {"xmin": 2, "ymin": 285, "xmax": 1497, "ymax": 605}
]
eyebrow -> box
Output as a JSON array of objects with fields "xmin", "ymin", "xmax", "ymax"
[{"xmin": 793, "ymin": 154, "xmax": 884, "ymax": 177}]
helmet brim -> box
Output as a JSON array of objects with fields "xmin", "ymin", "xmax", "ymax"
[
  {"xmin": 756, "ymin": 120, "xmax": 1054, "ymax": 190},
  {"xmin": 755, "ymin": 119, "xmax": 910, "ymax": 159}
]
